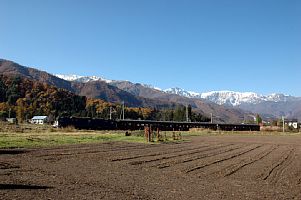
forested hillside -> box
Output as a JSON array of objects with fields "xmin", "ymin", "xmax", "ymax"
[
  {"xmin": 0, "ymin": 75, "xmax": 209, "ymax": 123},
  {"xmin": 0, "ymin": 75, "xmax": 86, "ymax": 122},
  {"xmin": 0, "ymin": 59, "xmax": 176, "ymax": 109},
  {"xmin": 0, "ymin": 59, "xmax": 247, "ymax": 123},
  {"xmin": 0, "ymin": 59, "xmax": 74, "ymax": 91}
]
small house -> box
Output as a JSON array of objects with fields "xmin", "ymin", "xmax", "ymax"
[
  {"xmin": 6, "ymin": 118, "xmax": 17, "ymax": 124},
  {"xmin": 31, "ymin": 116, "xmax": 48, "ymax": 124},
  {"xmin": 285, "ymin": 119, "xmax": 299, "ymax": 129}
]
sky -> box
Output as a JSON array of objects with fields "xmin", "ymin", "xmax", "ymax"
[{"xmin": 0, "ymin": 0, "xmax": 300, "ymax": 96}]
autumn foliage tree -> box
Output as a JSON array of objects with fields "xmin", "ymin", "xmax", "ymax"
[
  {"xmin": 0, "ymin": 75, "xmax": 210, "ymax": 123},
  {"xmin": 0, "ymin": 75, "xmax": 86, "ymax": 122}
]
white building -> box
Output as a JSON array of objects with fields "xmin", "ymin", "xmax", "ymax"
[
  {"xmin": 6, "ymin": 118, "xmax": 17, "ymax": 124},
  {"xmin": 285, "ymin": 119, "xmax": 299, "ymax": 129},
  {"xmin": 288, "ymin": 121, "xmax": 299, "ymax": 129},
  {"xmin": 31, "ymin": 116, "xmax": 48, "ymax": 124}
]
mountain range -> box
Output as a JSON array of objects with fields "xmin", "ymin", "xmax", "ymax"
[
  {"xmin": 54, "ymin": 74, "xmax": 301, "ymax": 121},
  {"xmin": 1, "ymin": 58, "xmax": 300, "ymax": 122},
  {"xmin": 163, "ymin": 88, "xmax": 299, "ymax": 106},
  {"xmin": 55, "ymin": 74, "xmax": 300, "ymax": 105},
  {"xmin": 164, "ymin": 88, "xmax": 301, "ymax": 121}
]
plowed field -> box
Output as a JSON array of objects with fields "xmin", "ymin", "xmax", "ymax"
[{"xmin": 1, "ymin": 135, "xmax": 301, "ymax": 199}]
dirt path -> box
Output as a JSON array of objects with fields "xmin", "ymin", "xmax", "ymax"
[{"xmin": 1, "ymin": 135, "xmax": 301, "ymax": 199}]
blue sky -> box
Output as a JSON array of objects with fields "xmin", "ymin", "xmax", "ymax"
[{"xmin": 1, "ymin": 0, "xmax": 300, "ymax": 96}]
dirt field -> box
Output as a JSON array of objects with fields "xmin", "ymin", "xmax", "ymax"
[{"xmin": 1, "ymin": 135, "xmax": 301, "ymax": 199}]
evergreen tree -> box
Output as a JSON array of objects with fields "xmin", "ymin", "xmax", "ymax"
[
  {"xmin": 173, "ymin": 106, "xmax": 185, "ymax": 121},
  {"xmin": 255, "ymin": 114, "xmax": 262, "ymax": 125},
  {"xmin": 0, "ymin": 78, "xmax": 7, "ymax": 102}
]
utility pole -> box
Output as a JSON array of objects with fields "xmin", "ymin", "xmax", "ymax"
[
  {"xmin": 282, "ymin": 116, "xmax": 285, "ymax": 133},
  {"xmin": 210, "ymin": 113, "xmax": 213, "ymax": 123},
  {"xmin": 122, "ymin": 101, "xmax": 125, "ymax": 120},
  {"xmin": 109, "ymin": 107, "xmax": 112, "ymax": 120},
  {"xmin": 186, "ymin": 105, "xmax": 189, "ymax": 122}
]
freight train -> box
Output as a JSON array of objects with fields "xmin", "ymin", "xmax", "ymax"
[{"xmin": 58, "ymin": 117, "xmax": 260, "ymax": 131}]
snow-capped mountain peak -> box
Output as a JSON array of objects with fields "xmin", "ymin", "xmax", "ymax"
[
  {"xmin": 163, "ymin": 87, "xmax": 201, "ymax": 98},
  {"xmin": 200, "ymin": 91, "xmax": 264, "ymax": 106},
  {"xmin": 55, "ymin": 74, "xmax": 113, "ymax": 83},
  {"xmin": 265, "ymin": 93, "xmax": 291, "ymax": 102},
  {"xmin": 55, "ymin": 74, "xmax": 297, "ymax": 106},
  {"xmin": 142, "ymin": 84, "xmax": 162, "ymax": 91},
  {"xmin": 163, "ymin": 88, "xmax": 296, "ymax": 106},
  {"xmin": 55, "ymin": 74, "xmax": 82, "ymax": 81}
]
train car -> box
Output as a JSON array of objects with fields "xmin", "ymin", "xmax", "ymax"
[
  {"xmin": 58, "ymin": 117, "xmax": 260, "ymax": 132},
  {"xmin": 58, "ymin": 117, "xmax": 117, "ymax": 130}
]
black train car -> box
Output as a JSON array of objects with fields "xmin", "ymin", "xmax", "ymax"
[
  {"xmin": 116, "ymin": 120, "xmax": 260, "ymax": 131},
  {"xmin": 58, "ymin": 117, "xmax": 117, "ymax": 130},
  {"xmin": 115, "ymin": 120, "xmax": 190, "ymax": 131},
  {"xmin": 58, "ymin": 117, "xmax": 260, "ymax": 132}
]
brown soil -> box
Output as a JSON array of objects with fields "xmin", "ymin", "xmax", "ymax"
[{"xmin": 1, "ymin": 135, "xmax": 301, "ymax": 200}]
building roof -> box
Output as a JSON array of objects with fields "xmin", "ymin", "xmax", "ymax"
[
  {"xmin": 32, "ymin": 116, "xmax": 48, "ymax": 120},
  {"xmin": 284, "ymin": 119, "xmax": 298, "ymax": 123}
]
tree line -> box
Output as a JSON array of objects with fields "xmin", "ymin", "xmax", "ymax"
[{"xmin": 0, "ymin": 75, "xmax": 209, "ymax": 123}]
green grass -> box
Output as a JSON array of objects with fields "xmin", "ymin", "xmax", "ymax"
[
  {"xmin": 0, "ymin": 126, "xmax": 191, "ymax": 149},
  {"xmin": 0, "ymin": 131, "xmax": 147, "ymax": 149},
  {"xmin": 1, "ymin": 128, "xmax": 300, "ymax": 149}
]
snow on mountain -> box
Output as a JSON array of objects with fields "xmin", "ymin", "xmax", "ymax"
[
  {"xmin": 163, "ymin": 87, "xmax": 201, "ymax": 98},
  {"xmin": 55, "ymin": 74, "xmax": 82, "ymax": 81},
  {"xmin": 56, "ymin": 74, "xmax": 163, "ymax": 91},
  {"xmin": 265, "ymin": 93, "xmax": 293, "ymax": 102},
  {"xmin": 164, "ymin": 88, "xmax": 296, "ymax": 106},
  {"xmin": 55, "ymin": 74, "xmax": 113, "ymax": 83},
  {"xmin": 201, "ymin": 91, "xmax": 297, "ymax": 106},
  {"xmin": 55, "ymin": 74, "xmax": 296, "ymax": 106},
  {"xmin": 142, "ymin": 84, "xmax": 162, "ymax": 91},
  {"xmin": 200, "ymin": 91, "xmax": 264, "ymax": 106}
]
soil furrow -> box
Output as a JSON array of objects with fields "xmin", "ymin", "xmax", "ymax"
[
  {"xmin": 2, "ymin": 135, "xmax": 301, "ymax": 200},
  {"xmin": 223, "ymin": 145, "xmax": 278, "ymax": 177},
  {"xmin": 37, "ymin": 142, "xmax": 194, "ymax": 158},
  {"xmin": 36, "ymin": 144, "xmax": 158, "ymax": 157},
  {"xmin": 128, "ymin": 144, "xmax": 232, "ymax": 165},
  {"xmin": 271, "ymin": 152, "xmax": 296, "ymax": 185},
  {"xmin": 0, "ymin": 162, "xmax": 20, "ymax": 170},
  {"xmin": 261, "ymin": 148, "xmax": 294, "ymax": 181},
  {"xmin": 111, "ymin": 144, "xmax": 213, "ymax": 162},
  {"xmin": 185, "ymin": 144, "xmax": 262, "ymax": 173},
  {"xmin": 155, "ymin": 144, "xmax": 241, "ymax": 169}
]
